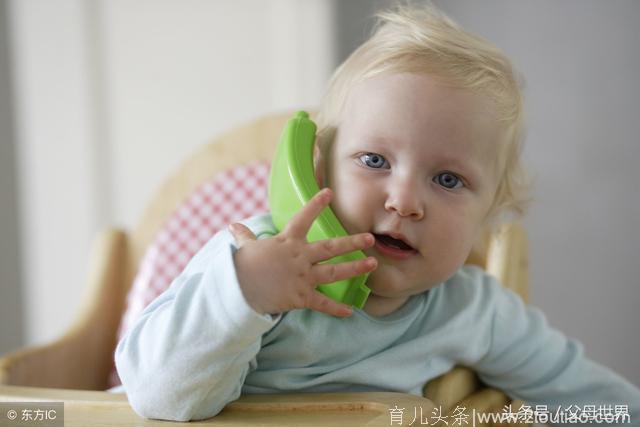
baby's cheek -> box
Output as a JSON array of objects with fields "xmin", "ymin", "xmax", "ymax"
[
  {"xmin": 331, "ymin": 186, "xmax": 369, "ymax": 235},
  {"xmin": 430, "ymin": 218, "xmax": 475, "ymax": 263},
  {"xmin": 330, "ymin": 194, "xmax": 361, "ymax": 235}
]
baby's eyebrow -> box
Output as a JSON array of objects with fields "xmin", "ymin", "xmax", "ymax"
[
  {"xmin": 356, "ymin": 135, "xmax": 393, "ymax": 148},
  {"xmin": 346, "ymin": 137, "xmax": 394, "ymax": 155}
]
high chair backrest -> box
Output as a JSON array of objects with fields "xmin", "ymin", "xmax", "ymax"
[{"xmin": 110, "ymin": 110, "xmax": 528, "ymax": 387}]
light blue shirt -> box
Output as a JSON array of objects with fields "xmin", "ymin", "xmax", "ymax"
[{"xmin": 114, "ymin": 213, "xmax": 640, "ymax": 424}]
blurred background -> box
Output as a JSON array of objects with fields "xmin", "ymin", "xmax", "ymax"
[{"xmin": 0, "ymin": 0, "xmax": 638, "ymax": 387}]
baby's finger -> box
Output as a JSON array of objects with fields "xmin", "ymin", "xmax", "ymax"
[
  {"xmin": 228, "ymin": 223, "xmax": 257, "ymax": 248},
  {"xmin": 305, "ymin": 291, "xmax": 353, "ymax": 318},
  {"xmin": 307, "ymin": 233, "xmax": 375, "ymax": 263},
  {"xmin": 311, "ymin": 257, "xmax": 377, "ymax": 285},
  {"xmin": 284, "ymin": 188, "xmax": 332, "ymax": 239}
]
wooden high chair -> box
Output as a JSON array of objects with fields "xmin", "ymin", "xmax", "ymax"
[{"xmin": 0, "ymin": 111, "xmax": 530, "ymax": 426}]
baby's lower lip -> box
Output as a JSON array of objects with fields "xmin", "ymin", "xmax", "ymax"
[{"xmin": 373, "ymin": 237, "xmax": 418, "ymax": 261}]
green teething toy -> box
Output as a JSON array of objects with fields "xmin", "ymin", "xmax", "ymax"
[{"xmin": 268, "ymin": 111, "xmax": 371, "ymax": 309}]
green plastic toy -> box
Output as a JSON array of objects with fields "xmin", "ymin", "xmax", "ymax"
[{"xmin": 268, "ymin": 111, "xmax": 371, "ymax": 309}]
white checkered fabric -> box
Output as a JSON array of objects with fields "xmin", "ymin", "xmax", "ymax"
[{"xmin": 108, "ymin": 161, "xmax": 270, "ymax": 387}]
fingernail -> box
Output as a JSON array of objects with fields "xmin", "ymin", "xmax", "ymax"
[
  {"xmin": 341, "ymin": 305, "xmax": 353, "ymax": 316},
  {"xmin": 366, "ymin": 257, "xmax": 377, "ymax": 268}
]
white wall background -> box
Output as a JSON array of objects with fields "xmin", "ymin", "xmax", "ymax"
[
  {"xmin": 3, "ymin": 0, "xmax": 638, "ymax": 388},
  {"xmin": 6, "ymin": 0, "xmax": 334, "ymax": 348}
]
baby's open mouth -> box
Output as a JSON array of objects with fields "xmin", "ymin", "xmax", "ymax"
[{"xmin": 373, "ymin": 234, "xmax": 414, "ymax": 251}]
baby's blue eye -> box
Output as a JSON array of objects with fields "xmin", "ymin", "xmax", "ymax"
[
  {"xmin": 360, "ymin": 153, "xmax": 389, "ymax": 169},
  {"xmin": 435, "ymin": 172, "xmax": 463, "ymax": 189}
]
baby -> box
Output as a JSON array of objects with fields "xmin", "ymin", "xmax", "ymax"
[{"xmin": 115, "ymin": 4, "xmax": 640, "ymax": 423}]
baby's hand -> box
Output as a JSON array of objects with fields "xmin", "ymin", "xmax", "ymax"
[{"xmin": 229, "ymin": 188, "xmax": 377, "ymax": 317}]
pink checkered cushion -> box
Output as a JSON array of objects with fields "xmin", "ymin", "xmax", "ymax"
[{"xmin": 109, "ymin": 161, "xmax": 270, "ymax": 387}]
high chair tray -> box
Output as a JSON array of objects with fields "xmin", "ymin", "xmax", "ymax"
[{"xmin": 0, "ymin": 385, "xmax": 435, "ymax": 426}]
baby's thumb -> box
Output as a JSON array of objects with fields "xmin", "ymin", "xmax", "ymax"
[{"xmin": 228, "ymin": 222, "xmax": 257, "ymax": 247}]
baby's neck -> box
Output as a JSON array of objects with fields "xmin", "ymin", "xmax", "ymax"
[{"xmin": 362, "ymin": 294, "xmax": 410, "ymax": 317}]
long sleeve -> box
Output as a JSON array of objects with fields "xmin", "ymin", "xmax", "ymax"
[
  {"xmin": 473, "ymin": 274, "xmax": 640, "ymax": 425},
  {"xmin": 114, "ymin": 215, "xmax": 279, "ymax": 421}
]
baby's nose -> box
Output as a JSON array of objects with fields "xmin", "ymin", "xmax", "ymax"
[{"xmin": 384, "ymin": 182, "xmax": 424, "ymax": 220}]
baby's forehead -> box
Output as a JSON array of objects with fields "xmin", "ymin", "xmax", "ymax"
[
  {"xmin": 348, "ymin": 75, "xmax": 497, "ymax": 119},
  {"xmin": 324, "ymin": 73, "xmax": 505, "ymax": 157}
]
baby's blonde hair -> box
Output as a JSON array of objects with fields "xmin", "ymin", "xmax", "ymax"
[{"xmin": 316, "ymin": 3, "xmax": 530, "ymax": 221}]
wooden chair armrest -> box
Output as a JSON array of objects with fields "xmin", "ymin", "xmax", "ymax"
[
  {"xmin": 0, "ymin": 229, "xmax": 129, "ymax": 390},
  {"xmin": 453, "ymin": 391, "xmax": 530, "ymax": 427},
  {"xmin": 456, "ymin": 387, "xmax": 509, "ymax": 414},
  {"xmin": 424, "ymin": 368, "xmax": 531, "ymax": 426},
  {"xmin": 423, "ymin": 366, "xmax": 480, "ymax": 412}
]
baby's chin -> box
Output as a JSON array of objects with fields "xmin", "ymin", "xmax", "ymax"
[{"xmin": 364, "ymin": 267, "xmax": 438, "ymax": 298}]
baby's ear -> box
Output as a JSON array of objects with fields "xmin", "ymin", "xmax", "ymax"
[{"xmin": 313, "ymin": 139, "xmax": 325, "ymax": 188}]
